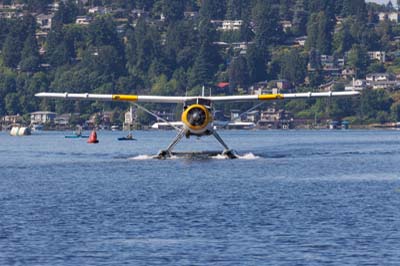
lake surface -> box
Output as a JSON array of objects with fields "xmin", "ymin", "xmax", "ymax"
[{"xmin": 1, "ymin": 129, "xmax": 400, "ymax": 265}]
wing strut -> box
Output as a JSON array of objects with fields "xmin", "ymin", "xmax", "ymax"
[
  {"xmin": 132, "ymin": 103, "xmax": 181, "ymax": 132},
  {"xmin": 157, "ymin": 128, "xmax": 187, "ymax": 158}
]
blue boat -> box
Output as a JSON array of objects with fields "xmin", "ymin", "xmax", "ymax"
[
  {"xmin": 118, "ymin": 132, "xmax": 135, "ymax": 141},
  {"xmin": 117, "ymin": 137, "xmax": 136, "ymax": 141},
  {"xmin": 65, "ymin": 135, "xmax": 89, "ymax": 138}
]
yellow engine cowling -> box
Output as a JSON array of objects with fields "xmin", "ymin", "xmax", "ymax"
[{"xmin": 181, "ymin": 104, "xmax": 212, "ymax": 134}]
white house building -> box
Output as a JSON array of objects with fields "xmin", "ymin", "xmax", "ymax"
[{"xmin": 31, "ymin": 111, "xmax": 56, "ymax": 124}]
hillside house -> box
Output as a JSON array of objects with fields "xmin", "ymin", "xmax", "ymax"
[
  {"xmin": 258, "ymin": 108, "xmax": 294, "ymax": 129},
  {"xmin": 54, "ymin": 113, "xmax": 71, "ymax": 128},
  {"xmin": 366, "ymin": 73, "xmax": 400, "ymax": 90},
  {"xmin": 212, "ymin": 20, "xmax": 243, "ymax": 31},
  {"xmin": 320, "ymin": 55, "xmax": 345, "ymax": 69},
  {"xmin": 2, "ymin": 114, "xmax": 24, "ymax": 125},
  {"xmin": 244, "ymin": 110, "xmax": 260, "ymax": 123},
  {"xmin": 379, "ymin": 12, "xmax": 399, "ymax": 23},
  {"xmin": 342, "ymin": 68, "xmax": 355, "ymax": 79},
  {"xmin": 280, "ymin": 20, "xmax": 292, "ymax": 32},
  {"xmin": 36, "ymin": 14, "xmax": 54, "ymax": 31},
  {"xmin": 345, "ymin": 79, "xmax": 367, "ymax": 91},
  {"xmin": 366, "ymin": 73, "xmax": 392, "ymax": 82},
  {"xmin": 130, "ymin": 9, "xmax": 149, "ymax": 20},
  {"xmin": 368, "ymin": 51, "xmax": 386, "ymax": 63},
  {"xmin": 31, "ymin": 111, "xmax": 56, "ymax": 124},
  {"xmin": 88, "ymin": 6, "xmax": 110, "ymax": 15},
  {"xmin": 294, "ymin": 36, "xmax": 307, "ymax": 46},
  {"xmin": 76, "ymin": 16, "xmax": 91, "ymax": 25},
  {"xmin": 230, "ymin": 109, "xmax": 241, "ymax": 121},
  {"xmin": 221, "ymin": 20, "xmax": 243, "ymax": 31},
  {"xmin": 184, "ymin": 11, "xmax": 198, "ymax": 19}
]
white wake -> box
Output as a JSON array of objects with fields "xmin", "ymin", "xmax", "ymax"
[{"xmin": 129, "ymin": 153, "xmax": 260, "ymax": 160}]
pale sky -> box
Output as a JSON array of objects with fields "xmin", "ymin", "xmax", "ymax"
[{"xmin": 366, "ymin": 0, "xmax": 393, "ymax": 4}]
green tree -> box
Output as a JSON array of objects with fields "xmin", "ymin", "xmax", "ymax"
[
  {"xmin": 279, "ymin": 0, "xmax": 292, "ymax": 20},
  {"xmin": 306, "ymin": 11, "xmax": 333, "ymax": 54},
  {"xmin": 162, "ymin": 0, "xmax": 185, "ymax": 24},
  {"xmin": 252, "ymin": 0, "xmax": 283, "ymax": 49},
  {"xmin": 0, "ymin": 73, "xmax": 17, "ymax": 115},
  {"xmin": 199, "ymin": 0, "xmax": 226, "ymax": 20},
  {"xmin": 375, "ymin": 21, "xmax": 393, "ymax": 51},
  {"xmin": 19, "ymin": 34, "xmax": 40, "ymax": 72},
  {"xmin": 2, "ymin": 35, "xmax": 22, "ymax": 68},
  {"xmin": 360, "ymin": 89, "xmax": 393, "ymax": 122},
  {"xmin": 387, "ymin": 1, "xmax": 394, "ymax": 11},
  {"xmin": 292, "ymin": 0, "xmax": 308, "ymax": 36},
  {"xmin": 391, "ymin": 101, "xmax": 400, "ymax": 121},
  {"xmin": 136, "ymin": 0, "xmax": 156, "ymax": 10},
  {"xmin": 151, "ymin": 74, "xmax": 176, "ymax": 95},
  {"xmin": 82, "ymin": 45, "xmax": 125, "ymax": 78},
  {"xmin": 47, "ymin": 42, "xmax": 72, "ymax": 67},
  {"xmin": 279, "ymin": 49, "xmax": 307, "ymax": 85},
  {"xmin": 246, "ymin": 45, "xmax": 267, "ymax": 83},
  {"xmin": 239, "ymin": 17, "xmax": 254, "ymax": 42},
  {"xmin": 341, "ymin": 0, "xmax": 367, "ymax": 22},
  {"xmin": 347, "ymin": 44, "xmax": 369, "ymax": 79},
  {"xmin": 327, "ymin": 97, "xmax": 356, "ymax": 120},
  {"xmin": 46, "ymin": 25, "xmax": 73, "ymax": 67},
  {"xmin": 308, "ymin": 48, "xmax": 321, "ymax": 70},
  {"xmin": 134, "ymin": 18, "xmax": 162, "ymax": 75},
  {"xmin": 225, "ymin": 0, "xmax": 249, "ymax": 20},
  {"xmin": 367, "ymin": 62, "xmax": 386, "ymax": 73},
  {"xmin": 53, "ymin": 0, "xmax": 79, "ymax": 26},
  {"xmin": 188, "ymin": 18, "xmax": 220, "ymax": 86},
  {"xmin": 189, "ymin": 44, "xmax": 216, "ymax": 87},
  {"xmin": 164, "ymin": 22, "xmax": 189, "ymax": 71},
  {"xmin": 5, "ymin": 93, "xmax": 19, "ymax": 115},
  {"xmin": 333, "ymin": 19, "xmax": 353, "ymax": 55},
  {"xmin": 23, "ymin": 0, "xmax": 53, "ymax": 13},
  {"xmin": 87, "ymin": 16, "xmax": 121, "ymax": 49},
  {"xmin": 228, "ymin": 56, "xmax": 249, "ymax": 90},
  {"xmin": 125, "ymin": 27, "xmax": 137, "ymax": 73}
]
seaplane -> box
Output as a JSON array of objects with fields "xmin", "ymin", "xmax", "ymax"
[{"xmin": 35, "ymin": 90, "xmax": 359, "ymax": 159}]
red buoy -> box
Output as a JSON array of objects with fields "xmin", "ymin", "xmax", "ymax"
[{"xmin": 87, "ymin": 130, "xmax": 99, "ymax": 144}]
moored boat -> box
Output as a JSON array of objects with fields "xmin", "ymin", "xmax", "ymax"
[{"xmin": 10, "ymin": 126, "xmax": 31, "ymax": 136}]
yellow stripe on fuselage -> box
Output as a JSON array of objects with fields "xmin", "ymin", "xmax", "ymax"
[
  {"xmin": 258, "ymin": 94, "xmax": 284, "ymax": 100},
  {"xmin": 112, "ymin": 95, "xmax": 138, "ymax": 101}
]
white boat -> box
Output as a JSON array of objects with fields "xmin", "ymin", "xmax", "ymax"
[
  {"xmin": 151, "ymin": 121, "xmax": 184, "ymax": 130},
  {"xmin": 31, "ymin": 124, "xmax": 43, "ymax": 131},
  {"xmin": 226, "ymin": 121, "xmax": 256, "ymax": 129},
  {"xmin": 10, "ymin": 126, "xmax": 31, "ymax": 136}
]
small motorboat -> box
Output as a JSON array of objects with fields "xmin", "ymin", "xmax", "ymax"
[
  {"xmin": 65, "ymin": 135, "xmax": 89, "ymax": 138},
  {"xmin": 117, "ymin": 137, "xmax": 136, "ymax": 141},
  {"xmin": 118, "ymin": 132, "xmax": 136, "ymax": 141},
  {"xmin": 65, "ymin": 126, "xmax": 88, "ymax": 138}
]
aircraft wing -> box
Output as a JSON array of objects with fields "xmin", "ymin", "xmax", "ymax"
[
  {"xmin": 35, "ymin": 92, "xmax": 192, "ymax": 103},
  {"xmin": 206, "ymin": 91, "xmax": 359, "ymax": 101},
  {"xmin": 35, "ymin": 91, "xmax": 359, "ymax": 103}
]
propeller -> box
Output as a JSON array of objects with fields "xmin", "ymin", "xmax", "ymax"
[{"xmin": 187, "ymin": 107, "xmax": 207, "ymax": 127}]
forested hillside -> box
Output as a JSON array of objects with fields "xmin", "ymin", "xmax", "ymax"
[{"xmin": 1, "ymin": 0, "xmax": 400, "ymax": 125}]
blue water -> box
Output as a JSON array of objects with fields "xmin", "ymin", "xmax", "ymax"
[{"xmin": 1, "ymin": 130, "xmax": 400, "ymax": 265}]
